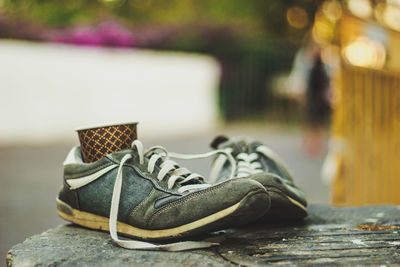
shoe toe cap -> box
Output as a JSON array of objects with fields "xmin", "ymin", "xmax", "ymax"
[
  {"xmin": 147, "ymin": 178, "xmax": 270, "ymax": 230},
  {"xmin": 249, "ymin": 172, "xmax": 307, "ymax": 207}
]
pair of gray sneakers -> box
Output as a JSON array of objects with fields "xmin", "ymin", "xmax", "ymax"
[{"xmin": 57, "ymin": 136, "xmax": 306, "ymax": 251}]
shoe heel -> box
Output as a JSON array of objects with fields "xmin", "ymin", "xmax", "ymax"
[
  {"xmin": 56, "ymin": 198, "xmax": 74, "ymax": 217},
  {"xmin": 56, "ymin": 198, "xmax": 111, "ymax": 232}
]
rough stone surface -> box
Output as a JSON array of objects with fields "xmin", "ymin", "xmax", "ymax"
[{"xmin": 7, "ymin": 205, "xmax": 400, "ymax": 266}]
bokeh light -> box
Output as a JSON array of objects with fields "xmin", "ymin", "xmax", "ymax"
[
  {"xmin": 286, "ymin": 6, "xmax": 309, "ymax": 29},
  {"xmin": 312, "ymin": 12, "xmax": 334, "ymax": 45},
  {"xmin": 347, "ymin": 0, "xmax": 372, "ymax": 19},
  {"xmin": 383, "ymin": 5, "xmax": 400, "ymax": 31},
  {"xmin": 343, "ymin": 37, "xmax": 386, "ymax": 69},
  {"xmin": 322, "ymin": 0, "xmax": 342, "ymax": 22}
]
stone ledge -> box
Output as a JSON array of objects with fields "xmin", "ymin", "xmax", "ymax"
[{"xmin": 7, "ymin": 205, "xmax": 400, "ymax": 266}]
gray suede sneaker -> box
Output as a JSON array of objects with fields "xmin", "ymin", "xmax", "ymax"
[
  {"xmin": 57, "ymin": 140, "xmax": 270, "ymax": 251},
  {"xmin": 208, "ymin": 136, "xmax": 307, "ymax": 222}
]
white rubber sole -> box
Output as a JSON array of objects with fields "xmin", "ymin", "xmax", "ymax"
[{"xmin": 57, "ymin": 197, "xmax": 243, "ymax": 240}]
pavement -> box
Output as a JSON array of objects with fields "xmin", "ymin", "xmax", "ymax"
[{"xmin": 0, "ymin": 124, "xmax": 330, "ymax": 265}]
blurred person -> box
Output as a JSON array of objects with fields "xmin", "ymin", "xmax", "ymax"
[
  {"xmin": 288, "ymin": 41, "xmax": 332, "ymax": 157},
  {"xmin": 302, "ymin": 47, "xmax": 331, "ymax": 157}
]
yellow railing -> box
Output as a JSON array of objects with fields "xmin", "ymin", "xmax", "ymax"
[{"xmin": 331, "ymin": 64, "xmax": 400, "ymax": 205}]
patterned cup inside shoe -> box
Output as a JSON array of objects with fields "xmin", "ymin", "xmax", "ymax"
[{"xmin": 77, "ymin": 122, "xmax": 138, "ymax": 163}]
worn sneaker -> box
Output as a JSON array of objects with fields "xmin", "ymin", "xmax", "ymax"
[
  {"xmin": 57, "ymin": 140, "xmax": 270, "ymax": 251},
  {"xmin": 207, "ymin": 136, "xmax": 307, "ymax": 222}
]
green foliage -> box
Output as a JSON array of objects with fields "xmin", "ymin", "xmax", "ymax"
[{"xmin": 1, "ymin": 0, "xmax": 317, "ymax": 39}]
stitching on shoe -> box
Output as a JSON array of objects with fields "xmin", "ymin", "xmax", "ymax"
[
  {"xmin": 128, "ymin": 188, "xmax": 157, "ymax": 224},
  {"xmin": 148, "ymin": 186, "xmax": 265, "ymax": 228},
  {"xmin": 147, "ymin": 178, "xmax": 253, "ymax": 227},
  {"xmin": 148, "ymin": 182, "xmax": 229, "ymax": 226},
  {"xmin": 73, "ymin": 190, "xmax": 80, "ymax": 210}
]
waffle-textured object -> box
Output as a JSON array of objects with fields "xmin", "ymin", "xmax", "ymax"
[{"xmin": 77, "ymin": 123, "xmax": 138, "ymax": 163}]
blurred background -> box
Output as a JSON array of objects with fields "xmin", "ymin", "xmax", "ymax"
[{"xmin": 1, "ymin": 0, "xmax": 400, "ymax": 263}]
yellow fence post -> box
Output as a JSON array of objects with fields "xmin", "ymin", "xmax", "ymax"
[{"xmin": 331, "ymin": 64, "xmax": 400, "ymax": 205}]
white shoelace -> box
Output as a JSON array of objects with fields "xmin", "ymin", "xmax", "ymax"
[
  {"xmin": 109, "ymin": 140, "xmax": 222, "ymax": 251},
  {"xmin": 169, "ymin": 149, "xmax": 237, "ymax": 180},
  {"xmin": 236, "ymin": 153, "xmax": 263, "ymax": 177},
  {"xmin": 209, "ymin": 145, "xmax": 283, "ymax": 181}
]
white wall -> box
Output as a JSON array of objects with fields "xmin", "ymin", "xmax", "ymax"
[{"xmin": 0, "ymin": 40, "xmax": 220, "ymax": 144}]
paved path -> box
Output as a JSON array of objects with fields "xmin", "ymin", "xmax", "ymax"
[
  {"xmin": 7, "ymin": 205, "xmax": 400, "ymax": 266},
  {"xmin": 0, "ymin": 126, "xmax": 329, "ymax": 264}
]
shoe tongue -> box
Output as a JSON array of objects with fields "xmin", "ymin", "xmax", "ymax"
[
  {"xmin": 210, "ymin": 135, "xmax": 229, "ymax": 149},
  {"xmin": 210, "ymin": 135, "xmax": 259, "ymax": 155},
  {"xmin": 222, "ymin": 139, "xmax": 249, "ymax": 156},
  {"xmin": 247, "ymin": 141, "xmax": 264, "ymax": 153}
]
